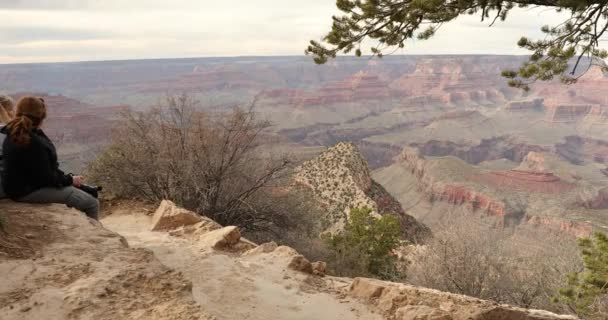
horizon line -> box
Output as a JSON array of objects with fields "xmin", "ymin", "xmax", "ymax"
[{"xmin": 0, "ymin": 53, "xmax": 530, "ymax": 67}]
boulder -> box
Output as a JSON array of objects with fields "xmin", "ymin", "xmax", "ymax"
[
  {"xmin": 194, "ymin": 217, "xmax": 223, "ymax": 233},
  {"xmin": 169, "ymin": 217, "xmax": 223, "ymax": 237},
  {"xmin": 311, "ymin": 261, "xmax": 327, "ymax": 276},
  {"xmin": 197, "ymin": 226, "xmax": 242, "ymax": 250},
  {"xmin": 272, "ymin": 246, "xmax": 300, "ymax": 258},
  {"xmin": 396, "ymin": 305, "xmax": 452, "ymax": 320},
  {"xmin": 244, "ymin": 241, "xmax": 278, "ymax": 256},
  {"xmin": 349, "ymin": 278, "xmax": 387, "ymax": 301},
  {"xmin": 151, "ymin": 200, "xmax": 203, "ymax": 231},
  {"xmin": 287, "ymin": 255, "xmax": 313, "ymax": 274}
]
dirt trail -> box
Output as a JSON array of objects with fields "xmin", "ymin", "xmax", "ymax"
[{"xmin": 102, "ymin": 212, "xmax": 382, "ymax": 320}]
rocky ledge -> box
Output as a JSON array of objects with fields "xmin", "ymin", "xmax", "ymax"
[{"xmin": 1, "ymin": 200, "xmax": 579, "ymax": 320}]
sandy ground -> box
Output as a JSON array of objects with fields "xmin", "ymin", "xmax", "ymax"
[
  {"xmin": 0, "ymin": 202, "xmax": 209, "ymax": 320},
  {"xmin": 102, "ymin": 212, "xmax": 382, "ymax": 320}
]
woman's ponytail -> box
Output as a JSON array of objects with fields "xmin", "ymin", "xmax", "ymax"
[
  {"xmin": 6, "ymin": 96, "xmax": 47, "ymax": 146},
  {"xmin": 7, "ymin": 115, "xmax": 34, "ymax": 146}
]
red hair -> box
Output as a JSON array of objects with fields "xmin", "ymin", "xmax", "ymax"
[{"xmin": 6, "ymin": 96, "xmax": 47, "ymax": 146}]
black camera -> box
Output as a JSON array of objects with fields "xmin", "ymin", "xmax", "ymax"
[{"xmin": 78, "ymin": 184, "xmax": 103, "ymax": 199}]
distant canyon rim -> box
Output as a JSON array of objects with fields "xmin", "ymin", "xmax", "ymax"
[{"xmin": 3, "ymin": 54, "xmax": 608, "ymax": 243}]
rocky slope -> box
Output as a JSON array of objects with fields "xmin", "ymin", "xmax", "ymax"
[
  {"xmin": 293, "ymin": 142, "xmax": 429, "ymax": 241},
  {"xmin": 1, "ymin": 200, "xmax": 579, "ymax": 320},
  {"xmin": 0, "ymin": 201, "xmax": 209, "ymax": 320}
]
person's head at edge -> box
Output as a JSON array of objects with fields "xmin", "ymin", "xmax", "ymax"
[
  {"xmin": 6, "ymin": 96, "xmax": 47, "ymax": 146},
  {"xmin": 0, "ymin": 95, "xmax": 15, "ymax": 124}
]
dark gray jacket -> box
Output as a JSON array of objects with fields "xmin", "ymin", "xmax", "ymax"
[
  {"xmin": 1, "ymin": 126, "xmax": 73, "ymax": 199},
  {"xmin": 0, "ymin": 124, "xmax": 6, "ymax": 198}
]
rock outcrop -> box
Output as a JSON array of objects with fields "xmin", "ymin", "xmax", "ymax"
[
  {"xmin": 0, "ymin": 201, "xmax": 210, "ymax": 320},
  {"xmin": 349, "ymin": 278, "xmax": 577, "ymax": 320},
  {"xmin": 196, "ymin": 226, "xmax": 255, "ymax": 252},
  {"xmin": 151, "ymin": 200, "xmax": 203, "ymax": 231},
  {"xmin": 294, "ymin": 142, "xmax": 429, "ymax": 241}
]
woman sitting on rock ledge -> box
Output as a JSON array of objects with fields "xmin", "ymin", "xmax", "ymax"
[
  {"xmin": 0, "ymin": 96, "xmax": 99, "ymax": 220},
  {"xmin": 0, "ymin": 94, "xmax": 15, "ymax": 199}
]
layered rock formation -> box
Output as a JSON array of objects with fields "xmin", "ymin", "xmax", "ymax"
[
  {"xmin": 411, "ymin": 136, "xmax": 547, "ymax": 165},
  {"xmin": 294, "ymin": 142, "xmax": 429, "ymax": 241},
  {"xmin": 545, "ymin": 104, "xmax": 598, "ymax": 123},
  {"xmin": 136, "ymin": 64, "xmax": 286, "ymax": 93},
  {"xmin": 389, "ymin": 57, "xmax": 521, "ymax": 105},
  {"xmin": 389, "ymin": 148, "xmax": 597, "ymax": 237},
  {"xmin": 472, "ymin": 171, "xmax": 575, "ymax": 194},
  {"xmin": 259, "ymin": 71, "xmax": 401, "ymax": 107},
  {"xmin": 536, "ymin": 65, "xmax": 608, "ymax": 108},
  {"xmin": 398, "ymin": 147, "xmax": 509, "ymax": 219},
  {"xmin": 504, "ymin": 98, "xmax": 545, "ymax": 112},
  {"xmin": 556, "ymin": 136, "xmax": 608, "ymax": 165}
]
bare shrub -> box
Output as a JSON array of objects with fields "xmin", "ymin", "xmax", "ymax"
[
  {"xmin": 242, "ymin": 185, "xmax": 327, "ymax": 245},
  {"xmin": 407, "ymin": 216, "xmax": 582, "ymax": 313},
  {"xmin": 87, "ymin": 94, "xmax": 296, "ymax": 233}
]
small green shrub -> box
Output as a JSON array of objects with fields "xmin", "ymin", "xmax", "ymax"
[
  {"xmin": 557, "ymin": 232, "xmax": 608, "ymax": 319},
  {"xmin": 325, "ymin": 207, "xmax": 404, "ymax": 280}
]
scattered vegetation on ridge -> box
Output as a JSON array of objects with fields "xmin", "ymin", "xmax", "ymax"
[
  {"xmin": 294, "ymin": 142, "xmax": 381, "ymax": 228},
  {"xmin": 557, "ymin": 232, "xmax": 608, "ymax": 319}
]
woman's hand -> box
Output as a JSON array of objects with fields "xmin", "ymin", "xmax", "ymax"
[{"xmin": 72, "ymin": 175, "xmax": 85, "ymax": 187}]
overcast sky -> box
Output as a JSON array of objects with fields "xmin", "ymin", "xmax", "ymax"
[{"xmin": 0, "ymin": 0, "xmax": 569, "ymax": 64}]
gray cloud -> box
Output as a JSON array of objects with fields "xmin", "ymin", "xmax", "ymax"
[
  {"xmin": 0, "ymin": 27, "xmax": 119, "ymax": 43},
  {"xmin": 0, "ymin": 0, "xmax": 88, "ymax": 9}
]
